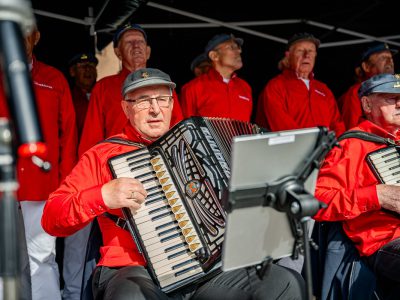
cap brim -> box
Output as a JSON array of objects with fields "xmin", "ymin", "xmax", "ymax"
[{"xmin": 123, "ymin": 78, "xmax": 176, "ymax": 95}]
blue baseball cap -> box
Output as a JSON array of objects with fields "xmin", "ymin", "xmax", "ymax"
[
  {"xmin": 360, "ymin": 42, "xmax": 398, "ymax": 63},
  {"xmin": 190, "ymin": 53, "xmax": 209, "ymax": 72},
  {"xmin": 204, "ymin": 33, "xmax": 243, "ymax": 56},
  {"xmin": 68, "ymin": 52, "xmax": 98, "ymax": 67},
  {"xmin": 286, "ymin": 32, "xmax": 320, "ymax": 50},
  {"xmin": 358, "ymin": 73, "xmax": 400, "ymax": 98},
  {"xmin": 113, "ymin": 23, "xmax": 147, "ymax": 48},
  {"xmin": 122, "ymin": 68, "xmax": 176, "ymax": 96}
]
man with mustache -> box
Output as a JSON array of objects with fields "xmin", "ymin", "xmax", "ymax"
[
  {"xmin": 255, "ymin": 32, "xmax": 345, "ymax": 137},
  {"xmin": 42, "ymin": 67, "xmax": 306, "ymax": 300},
  {"xmin": 339, "ymin": 42, "xmax": 398, "ymax": 129},
  {"xmin": 315, "ymin": 73, "xmax": 400, "ymax": 295}
]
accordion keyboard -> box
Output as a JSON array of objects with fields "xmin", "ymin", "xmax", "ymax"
[
  {"xmin": 367, "ymin": 146, "xmax": 400, "ymax": 185},
  {"xmin": 109, "ymin": 148, "xmax": 205, "ymax": 289}
]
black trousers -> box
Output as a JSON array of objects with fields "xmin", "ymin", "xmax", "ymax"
[
  {"xmin": 365, "ymin": 238, "xmax": 400, "ymax": 299},
  {"xmin": 92, "ymin": 264, "xmax": 305, "ymax": 300}
]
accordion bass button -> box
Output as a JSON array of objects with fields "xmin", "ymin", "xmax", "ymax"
[
  {"xmin": 171, "ymin": 205, "xmax": 182, "ymax": 213},
  {"xmin": 168, "ymin": 198, "xmax": 178, "ymax": 206},
  {"xmin": 182, "ymin": 227, "xmax": 192, "ymax": 236},
  {"xmin": 150, "ymin": 157, "xmax": 160, "ymax": 165},
  {"xmin": 189, "ymin": 243, "xmax": 200, "ymax": 252},
  {"xmin": 165, "ymin": 191, "xmax": 176, "ymax": 199},
  {"xmin": 156, "ymin": 171, "xmax": 165, "ymax": 178},
  {"xmin": 178, "ymin": 220, "xmax": 188, "ymax": 228},
  {"xmin": 162, "ymin": 184, "xmax": 172, "ymax": 192}
]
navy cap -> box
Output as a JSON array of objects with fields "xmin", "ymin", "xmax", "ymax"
[
  {"xmin": 113, "ymin": 23, "xmax": 147, "ymax": 48},
  {"xmin": 287, "ymin": 32, "xmax": 320, "ymax": 50},
  {"xmin": 204, "ymin": 33, "xmax": 243, "ymax": 56},
  {"xmin": 360, "ymin": 42, "xmax": 398, "ymax": 62},
  {"xmin": 190, "ymin": 53, "xmax": 209, "ymax": 72},
  {"xmin": 68, "ymin": 53, "xmax": 98, "ymax": 67},
  {"xmin": 122, "ymin": 68, "xmax": 176, "ymax": 97},
  {"xmin": 358, "ymin": 73, "xmax": 400, "ymax": 98}
]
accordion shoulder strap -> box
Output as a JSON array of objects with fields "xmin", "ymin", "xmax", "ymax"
[
  {"xmin": 100, "ymin": 137, "xmax": 145, "ymax": 148},
  {"xmin": 337, "ymin": 130, "xmax": 397, "ymax": 146},
  {"xmin": 100, "ymin": 136, "xmax": 144, "ymax": 229}
]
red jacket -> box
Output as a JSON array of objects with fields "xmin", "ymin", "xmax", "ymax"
[
  {"xmin": 314, "ymin": 120, "xmax": 400, "ymax": 256},
  {"xmin": 71, "ymin": 85, "xmax": 90, "ymax": 141},
  {"xmin": 78, "ymin": 67, "xmax": 183, "ymax": 156},
  {"xmin": 256, "ymin": 69, "xmax": 345, "ymax": 136},
  {"xmin": 179, "ymin": 68, "xmax": 253, "ymax": 122},
  {"xmin": 0, "ymin": 57, "xmax": 77, "ymax": 200},
  {"xmin": 42, "ymin": 124, "xmax": 151, "ymax": 267},
  {"xmin": 338, "ymin": 82, "xmax": 365, "ymax": 130}
]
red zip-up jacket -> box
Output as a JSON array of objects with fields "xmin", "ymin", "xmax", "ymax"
[
  {"xmin": 42, "ymin": 124, "xmax": 151, "ymax": 267},
  {"xmin": 256, "ymin": 69, "xmax": 345, "ymax": 137},
  {"xmin": 179, "ymin": 68, "xmax": 253, "ymax": 122},
  {"xmin": 314, "ymin": 120, "xmax": 400, "ymax": 256},
  {"xmin": 78, "ymin": 67, "xmax": 183, "ymax": 157},
  {"xmin": 338, "ymin": 82, "xmax": 365, "ymax": 130},
  {"xmin": 0, "ymin": 57, "xmax": 77, "ymax": 200}
]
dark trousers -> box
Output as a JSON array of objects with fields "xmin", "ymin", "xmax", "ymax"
[
  {"xmin": 92, "ymin": 264, "xmax": 305, "ymax": 300},
  {"xmin": 365, "ymin": 238, "xmax": 400, "ymax": 299}
]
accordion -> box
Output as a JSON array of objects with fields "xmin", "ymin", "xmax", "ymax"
[
  {"xmin": 108, "ymin": 117, "xmax": 262, "ymax": 293},
  {"xmin": 367, "ymin": 146, "xmax": 400, "ymax": 185}
]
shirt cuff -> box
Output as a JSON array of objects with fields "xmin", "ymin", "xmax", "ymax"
[
  {"xmin": 80, "ymin": 185, "xmax": 107, "ymax": 217},
  {"xmin": 354, "ymin": 185, "xmax": 380, "ymax": 212}
]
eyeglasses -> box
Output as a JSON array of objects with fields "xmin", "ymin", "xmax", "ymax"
[
  {"xmin": 124, "ymin": 95, "xmax": 173, "ymax": 109},
  {"xmin": 215, "ymin": 43, "xmax": 241, "ymax": 52}
]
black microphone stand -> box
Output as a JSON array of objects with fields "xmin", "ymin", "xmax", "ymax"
[{"xmin": 0, "ymin": 1, "xmax": 47, "ymax": 299}]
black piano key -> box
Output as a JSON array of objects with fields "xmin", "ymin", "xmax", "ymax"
[
  {"xmin": 389, "ymin": 164, "xmax": 400, "ymax": 170},
  {"xmin": 146, "ymin": 196, "xmax": 166, "ymax": 206},
  {"xmin": 135, "ymin": 171, "xmax": 156, "ymax": 179},
  {"xmin": 167, "ymin": 249, "xmax": 189, "ymax": 260},
  {"xmin": 142, "ymin": 177, "xmax": 159, "ymax": 184},
  {"xmin": 384, "ymin": 157, "xmax": 398, "ymax": 163},
  {"xmin": 155, "ymin": 220, "xmax": 177, "ymax": 231},
  {"xmin": 174, "ymin": 264, "xmax": 201, "ymax": 277},
  {"xmin": 160, "ymin": 232, "xmax": 181, "ymax": 243},
  {"xmin": 130, "ymin": 163, "xmax": 152, "ymax": 172},
  {"xmin": 158, "ymin": 226, "xmax": 180, "ymax": 237},
  {"xmin": 172, "ymin": 259, "xmax": 196, "ymax": 271},
  {"xmin": 126, "ymin": 151, "xmax": 149, "ymax": 162},
  {"xmin": 149, "ymin": 206, "xmax": 169, "ymax": 215},
  {"xmin": 146, "ymin": 186, "xmax": 162, "ymax": 193},
  {"xmin": 151, "ymin": 211, "xmax": 173, "ymax": 221},
  {"xmin": 164, "ymin": 244, "xmax": 182, "ymax": 253},
  {"xmin": 128, "ymin": 158, "xmax": 150, "ymax": 166}
]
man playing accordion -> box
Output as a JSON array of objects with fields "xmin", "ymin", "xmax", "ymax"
[
  {"xmin": 315, "ymin": 73, "xmax": 400, "ymax": 295},
  {"xmin": 42, "ymin": 68, "xmax": 305, "ymax": 300}
]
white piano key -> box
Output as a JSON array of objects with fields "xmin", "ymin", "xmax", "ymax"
[
  {"xmin": 141, "ymin": 223, "xmax": 179, "ymax": 241},
  {"xmin": 370, "ymin": 152, "xmax": 399, "ymax": 165},
  {"xmin": 150, "ymin": 244, "xmax": 187, "ymax": 264},
  {"xmin": 136, "ymin": 216, "xmax": 177, "ymax": 235},
  {"xmin": 146, "ymin": 235, "xmax": 186, "ymax": 256},
  {"xmin": 143, "ymin": 229, "xmax": 181, "ymax": 248},
  {"xmin": 157, "ymin": 262, "xmax": 202, "ymax": 289},
  {"xmin": 153, "ymin": 254, "xmax": 196, "ymax": 276}
]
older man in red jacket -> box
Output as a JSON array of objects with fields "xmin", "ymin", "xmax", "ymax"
[
  {"xmin": 256, "ymin": 32, "xmax": 345, "ymax": 137},
  {"xmin": 180, "ymin": 33, "xmax": 253, "ymax": 122},
  {"xmin": 78, "ymin": 23, "xmax": 183, "ymax": 157},
  {"xmin": 0, "ymin": 27, "xmax": 77, "ymax": 300}
]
